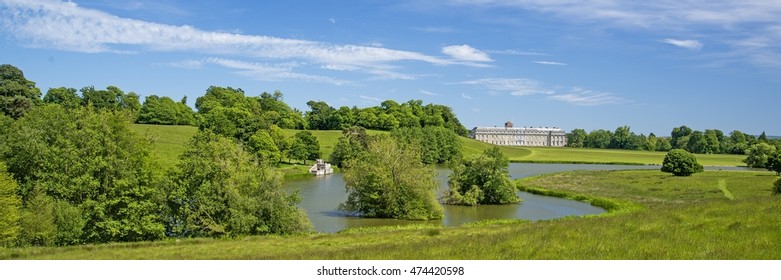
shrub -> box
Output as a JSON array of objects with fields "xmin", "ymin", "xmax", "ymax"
[
  {"xmin": 773, "ymin": 178, "xmax": 781, "ymax": 195},
  {"xmin": 446, "ymin": 147, "xmax": 520, "ymax": 205},
  {"xmin": 661, "ymin": 149, "xmax": 704, "ymax": 176}
]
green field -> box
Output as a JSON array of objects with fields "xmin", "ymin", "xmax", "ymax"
[
  {"xmin": 3, "ymin": 169, "xmax": 778, "ymax": 259},
  {"xmin": 129, "ymin": 124, "xmax": 747, "ymax": 169}
]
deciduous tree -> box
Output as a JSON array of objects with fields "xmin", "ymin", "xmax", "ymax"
[
  {"xmin": 446, "ymin": 147, "xmax": 520, "ymax": 205},
  {"xmin": 339, "ymin": 136, "xmax": 443, "ymax": 220}
]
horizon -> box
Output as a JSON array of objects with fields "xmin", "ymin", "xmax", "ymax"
[{"xmin": 2, "ymin": 1, "xmax": 780, "ymax": 136}]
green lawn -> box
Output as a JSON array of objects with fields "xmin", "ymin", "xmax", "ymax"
[
  {"xmin": 129, "ymin": 124, "xmax": 197, "ymax": 169},
  {"xmin": 3, "ymin": 169, "xmax": 778, "ymax": 259}
]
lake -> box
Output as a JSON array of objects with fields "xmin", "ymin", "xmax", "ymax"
[{"xmin": 283, "ymin": 163, "xmax": 753, "ymax": 233}]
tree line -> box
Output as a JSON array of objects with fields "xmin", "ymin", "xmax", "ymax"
[{"xmin": 567, "ymin": 125, "xmax": 781, "ymax": 170}]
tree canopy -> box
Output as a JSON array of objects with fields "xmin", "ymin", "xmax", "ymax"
[
  {"xmin": 0, "ymin": 64, "xmax": 42, "ymax": 119},
  {"xmin": 446, "ymin": 147, "xmax": 520, "ymax": 205},
  {"xmin": 339, "ymin": 136, "xmax": 443, "ymax": 220}
]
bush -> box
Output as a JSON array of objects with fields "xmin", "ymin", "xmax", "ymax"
[
  {"xmin": 661, "ymin": 149, "xmax": 704, "ymax": 176},
  {"xmin": 773, "ymin": 178, "xmax": 781, "ymax": 195}
]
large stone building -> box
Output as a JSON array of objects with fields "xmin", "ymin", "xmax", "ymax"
[{"xmin": 470, "ymin": 121, "xmax": 567, "ymax": 147}]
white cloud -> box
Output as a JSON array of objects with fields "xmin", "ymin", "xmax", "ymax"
[
  {"xmin": 442, "ymin": 44, "xmax": 493, "ymax": 62},
  {"xmin": 548, "ymin": 87, "xmax": 624, "ymax": 106},
  {"xmin": 167, "ymin": 60, "xmax": 204, "ymax": 69},
  {"xmin": 488, "ymin": 49, "xmax": 549, "ymax": 56},
  {"xmin": 457, "ymin": 78, "xmax": 553, "ymax": 96},
  {"xmin": 533, "ymin": 61, "xmax": 568, "ymax": 66},
  {"xmin": 0, "ymin": 0, "xmax": 491, "ymax": 82},
  {"xmin": 419, "ymin": 89, "xmax": 437, "ymax": 96},
  {"xmin": 461, "ymin": 93, "xmax": 472, "ymax": 99},
  {"xmin": 205, "ymin": 57, "xmax": 351, "ymax": 85},
  {"xmin": 329, "ymin": 18, "xmax": 336, "ymax": 24},
  {"xmin": 662, "ymin": 39, "xmax": 704, "ymax": 51},
  {"xmin": 359, "ymin": 95, "xmax": 383, "ymax": 103}
]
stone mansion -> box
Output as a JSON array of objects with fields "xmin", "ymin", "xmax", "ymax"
[{"xmin": 470, "ymin": 121, "xmax": 568, "ymax": 147}]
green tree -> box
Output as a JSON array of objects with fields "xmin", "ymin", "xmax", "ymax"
[
  {"xmin": 687, "ymin": 130, "xmax": 709, "ymax": 154},
  {"xmin": 671, "ymin": 125, "xmax": 693, "ymax": 150},
  {"xmin": 195, "ymin": 86, "xmax": 256, "ymax": 115},
  {"xmin": 3, "ymin": 105, "xmax": 166, "ymax": 244},
  {"xmin": 566, "ymin": 128, "xmax": 587, "ymax": 148},
  {"xmin": 392, "ymin": 126, "xmax": 462, "ymax": 164},
  {"xmin": 43, "ymin": 87, "xmax": 81, "ymax": 110},
  {"xmin": 200, "ymin": 106, "xmax": 265, "ymax": 142},
  {"xmin": 743, "ymin": 142, "xmax": 777, "ymax": 168},
  {"xmin": 339, "ymin": 136, "xmax": 443, "ymax": 220},
  {"xmin": 764, "ymin": 152, "xmax": 781, "ymax": 175},
  {"xmin": 0, "ymin": 64, "xmax": 42, "ymax": 119},
  {"xmin": 0, "ymin": 162, "xmax": 21, "ymax": 246},
  {"xmin": 446, "ymin": 147, "xmax": 520, "ymax": 205},
  {"xmin": 773, "ymin": 178, "xmax": 781, "ymax": 194},
  {"xmin": 661, "ymin": 149, "xmax": 704, "ymax": 176},
  {"xmin": 330, "ymin": 126, "xmax": 371, "ymax": 168},
  {"xmin": 758, "ymin": 131, "xmax": 768, "ymax": 143},
  {"xmin": 290, "ymin": 131, "xmax": 321, "ymax": 164},
  {"xmin": 248, "ymin": 130, "xmax": 281, "ymax": 164},
  {"xmin": 305, "ymin": 100, "xmax": 340, "ymax": 130},
  {"xmin": 137, "ymin": 95, "xmax": 196, "ymax": 125},
  {"xmin": 268, "ymin": 125, "xmax": 292, "ymax": 163},
  {"xmin": 586, "ymin": 129, "xmax": 612, "ymax": 148},
  {"xmin": 166, "ymin": 131, "xmax": 311, "ymax": 237}
]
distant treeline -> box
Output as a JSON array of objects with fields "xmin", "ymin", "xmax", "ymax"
[
  {"xmin": 39, "ymin": 84, "xmax": 469, "ymax": 137},
  {"xmin": 566, "ymin": 125, "xmax": 780, "ymax": 155}
]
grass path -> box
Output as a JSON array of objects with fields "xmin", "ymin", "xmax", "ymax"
[{"xmin": 718, "ymin": 179, "xmax": 735, "ymax": 200}]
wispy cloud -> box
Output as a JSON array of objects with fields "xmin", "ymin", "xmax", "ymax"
[
  {"xmin": 457, "ymin": 77, "xmax": 622, "ymax": 106},
  {"xmin": 457, "ymin": 78, "xmax": 553, "ymax": 96},
  {"xmin": 442, "ymin": 44, "xmax": 492, "ymax": 62},
  {"xmin": 205, "ymin": 57, "xmax": 351, "ymax": 85},
  {"xmin": 414, "ymin": 26, "xmax": 457, "ymax": 33},
  {"xmin": 359, "ymin": 95, "xmax": 383, "ymax": 103},
  {"xmin": 166, "ymin": 60, "xmax": 204, "ymax": 70},
  {"xmin": 533, "ymin": 61, "xmax": 568, "ymax": 66},
  {"xmin": 662, "ymin": 39, "xmax": 704, "ymax": 51},
  {"xmin": 419, "ymin": 89, "xmax": 438, "ymax": 96},
  {"xmin": 488, "ymin": 49, "xmax": 549, "ymax": 56},
  {"xmin": 449, "ymin": 0, "xmax": 781, "ymax": 69},
  {"xmin": 0, "ymin": 0, "xmax": 487, "ymax": 83},
  {"xmin": 461, "ymin": 93, "xmax": 472, "ymax": 99},
  {"xmin": 548, "ymin": 87, "xmax": 624, "ymax": 106}
]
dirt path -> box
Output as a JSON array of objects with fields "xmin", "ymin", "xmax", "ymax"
[{"xmin": 718, "ymin": 179, "xmax": 735, "ymax": 200}]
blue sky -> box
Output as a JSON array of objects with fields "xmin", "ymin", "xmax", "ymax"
[{"xmin": 2, "ymin": 0, "xmax": 780, "ymax": 136}]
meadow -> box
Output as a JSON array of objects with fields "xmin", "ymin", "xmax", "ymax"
[
  {"xmin": 2, "ymin": 169, "xmax": 778, "ymax": 259},
  {"xmin": 12, "ymin": 125, "xmax": 769, "ymax": 259}
]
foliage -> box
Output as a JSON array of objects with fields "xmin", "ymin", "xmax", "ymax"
[
  {"xmin": 3, "ymin": 105, "xmax": 166, "ymax": 244},
  {"xmin": 766, "ymin": 152, "xmax": 781, "ymax": 175},
  {"xmin": 43, "ymin": 87, "xmax": 81, "ymax": 110},
  {"xmin": 773, "ymin": 178, "xmax": 781, "ymax": 194},
  {"xmin": 0, "ymin": 162, "xmax": 21, "ymax": 246},
  {"xmin": 137, "ymin": 95, "xmax": 197, "ymax": 125},
  {"xmin": 661, "ymin": 149, "xmax": 704, "ymax": 176},
  {"xmin": 304, "ymin": 99, "xmax": 468, "ymax": 137},
  {"xmin": 80, "ymin": 86, "xmax": 141, "ymax": 118},
  {"xmin": 255, "ymin": 91, "xmax": 306, "ymax": 129},
  {"xmin": 166, "ymin": 131, "xmax": 312, "ymax": 237},
  {"xmin": 0, "ymin": 64, "xmax": 42, "ymax": 119},
  {"xmin": 290, "ymin": 131, "xmax": 321, "ymax": 164},
  {"xmin": 200, "ymin": 106, "xmax": 265, "ymax": 142},
  {"xmin": 195, "ymin": 86, "xmax": 256, "ymax": 115},
  {"xmin": 329, "ymin": 126, "xmax": 371, "ymax": 168},
  {"xmin": 744, "ymin": 143, "xmax": 777, "ymax": 168},
  {"xmin": 339, "ymin": 136, "xmax": 443, "ymax": 220},
  {"xmin": 566, "ymin": 128, "xmax": 587, "ymax": 148},
  {"xmin": 446, "ymin": 147, "xmax": 520, "ymax": 205},
  {"xmin": 247, "ymin": 129, "xmax": 281, "ymax": 164},
  {"xmin": 392, "ymin": 126, "xmax": 462, "ymax": 164}
]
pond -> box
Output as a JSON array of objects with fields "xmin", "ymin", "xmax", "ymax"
[{"xmin": 283, "ymin": 163, "xmax": 753, "ymax": 233}]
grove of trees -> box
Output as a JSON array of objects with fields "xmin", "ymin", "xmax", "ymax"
[
  {"xmin": 446, "ymin": 147, "xmax": 520, "ymax": 205},
  {"xmin": 338, "ymin": 136, "xmax": 443, "ymax": 220}
]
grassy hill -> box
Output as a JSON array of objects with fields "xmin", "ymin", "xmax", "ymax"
[{"xmin": 130, "ymin": 124, "xmax": 746, "ymax": 168}]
